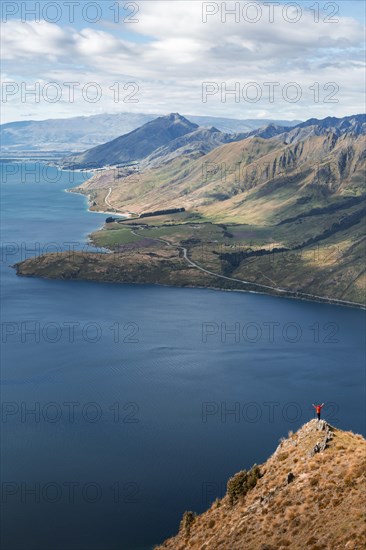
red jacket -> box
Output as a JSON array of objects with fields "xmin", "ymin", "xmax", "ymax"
[{"xmin": 313, "ymin": 404, "xmax": 324, "ymax": 414}]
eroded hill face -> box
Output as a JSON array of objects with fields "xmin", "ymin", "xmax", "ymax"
[
  {"xmin": 74, "ymin": 130, "xmax": 365, "ymax": 225},
  {"xmin": 156, "ymin": 421, "xmax": 366, "ymax": 550}
]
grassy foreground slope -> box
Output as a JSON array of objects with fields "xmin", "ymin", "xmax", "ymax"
[{"xmin": 156, "ymin": 420, "xmax": 366, "ymax": 550}]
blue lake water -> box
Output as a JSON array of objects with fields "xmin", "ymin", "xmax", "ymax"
[{"xmin": 1, "ymin": 163, "xmax": 365, "ymax": 550}]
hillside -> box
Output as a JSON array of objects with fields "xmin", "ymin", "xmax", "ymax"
[
  {"xmin": 156, "ymin": 420, "xmax": 366, "ymax": 550},
  {"xmin": 74, "ymin": 114, "xmax": 365, "ymax": 224},
  {"xmin": 139, "ymin": 126, "xmax": 245, "ymax": 169},
  {"xmin": 62, "ymin": 113, "xmax": 200, "ymax": 169}
]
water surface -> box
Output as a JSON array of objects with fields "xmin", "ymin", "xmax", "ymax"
[{"xmin": 1, "ymin": 163, "xmax": 365, "ymax": 550}]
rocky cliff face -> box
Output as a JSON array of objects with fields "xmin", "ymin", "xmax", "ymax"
[{"xmin": 156, "ymin": 420, "xmax": 366, "ymax": 550}]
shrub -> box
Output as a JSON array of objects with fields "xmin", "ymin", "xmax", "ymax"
[
  {"xmin": 213, "ymin": 497, "xmax": 221, "ymax": 508},
  {"xmin": 227, "ymin": 464, "xmax": 261, "ymax": 505},
  {"xmin": 208, "ymin": 519, "xmax": 215, "ymax": 528},
  {"xmin": 179, "ymin": 511, "xmax": 196, "ymax": 538}
]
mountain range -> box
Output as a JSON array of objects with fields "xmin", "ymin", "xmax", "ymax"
[
  {"xmin": 72, "ymin": 113, "xmax": 366, "ymax": 217},
  {"xmin": 62, "ymin": 113, "xmax": 253, "ymax": 169},
  {"xmin": 0, "ymin": 112, "xmax": 300, "ymax": 153},
  {"xmin": 61, "ymin": 113, "xmax": 365, "ymax": 170}
]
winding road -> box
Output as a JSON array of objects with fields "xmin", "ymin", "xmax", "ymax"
[
  {"xmin": 100, "ymin": 172, "xmax": 363, "ymax": 308},
  {"xmin": 104, "ymin": 187, "xmax": 113, "ymax": 210},
  {"xmin": 130, "ymin": 228, "xmax": 365, "ymax": 308}
]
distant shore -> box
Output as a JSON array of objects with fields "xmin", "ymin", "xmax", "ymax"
[{"xmin": 65, "ymin": 187, "xmax": 133, "ymax": 218}]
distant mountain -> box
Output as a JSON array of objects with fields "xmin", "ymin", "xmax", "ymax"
[
  {"xmin": 297, "ymin": 114, "xmax": 366, "ymax": 132},
  {"xmin": 15, "ymin": 113, "xmax": 366, "ymax": 304},
  {"xmin": 280, "ymin": 114, "xmax": 366, "ymax": 144},
  {"xmin": 63, "ymin": 114, "xmax": 262, "ymax": 170},
  {"xmin": 140, "ymin": 126, "xmax": 247, "ymax": 169},
  {"xmin": 63, "ymin": 112, "xmax": 366, "ymax": 171},
  {"xmin": 0, "ymin": 112, "xmax": 301, "ymax": 153},
  {"xmin": 189, "ymin": 116, "xmax": 301, "ymax": 134},
  {"xmin": 63, "ymin": 113, "xmax": 200, "ymax": 169},
  {"xmin": 0, "ymin": 113, "xmax": 153, "ymax": 152},
  {"xmin": 247, "ymin": 123, "xmax": 293, "ymax": 139}
]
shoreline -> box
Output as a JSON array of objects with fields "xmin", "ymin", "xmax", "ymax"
[
  {"xmin": 65, "ymin": 188, "xmax": 132, "ymax": 218},
  {"xmin": 14, "ymin": 266, "xmax": 366, "ymax": 311},
  {"xmin": 13, "ymin": 167, "xmax": 364, "ymax": 311}
]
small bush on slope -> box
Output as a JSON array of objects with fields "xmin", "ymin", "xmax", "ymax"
[{"xmin": 227, "ymin": 464, "xmax": 261, "ymax": 505}]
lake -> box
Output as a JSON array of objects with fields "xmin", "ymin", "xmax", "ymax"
[{"xmin": 1, "ymin": 163, "xmax": 365, "ymax": 550}]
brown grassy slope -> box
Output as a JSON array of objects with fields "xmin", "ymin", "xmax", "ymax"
[
  {"xmin": 156, "ymin": 420, "xmax": 366, "ymax": 550},
  {"xmin": 73, "ymin": 133, "xmax": 366, "ymax": 224},
  {"xmin": 188, "ymin": 216, "xmax": 366, "ymax": 304}
]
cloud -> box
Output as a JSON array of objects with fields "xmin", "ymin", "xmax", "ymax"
[{"xmin": 1, "ymin": 1, "xmax": 365, "ymax": 122}]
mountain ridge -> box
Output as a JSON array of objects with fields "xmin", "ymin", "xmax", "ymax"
[
  {"xmin": 74, "ymin": 116, "xmax": 365, "ymax": 222},
  {"xmin": 61, "ymin": 112, "xmax": 366, "ymax": 170},
  {"xmin": 62, "ymin": 113, "xmax": 199, "ymax": 169},
  {"xmin": 156, "ymin": 420, "xmax": 366, "ymax": 549},
  {"xmin": 0, "ymin": 112, "xmax": 301, "ymax": 152}
]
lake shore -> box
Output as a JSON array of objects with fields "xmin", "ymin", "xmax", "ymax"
[
  {"xmin": 13, "ymin": 249, "xmax": 366, "ymax": 310},
  {"xmin": 12, "ymin": 174, "xmax": 366, "ymax": 310}
]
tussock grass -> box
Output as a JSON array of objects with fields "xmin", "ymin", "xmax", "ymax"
[{"xmin": 157, "ymin": 421, "xmax": 366, "ymax": 550}]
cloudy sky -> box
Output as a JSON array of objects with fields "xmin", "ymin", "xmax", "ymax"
[{"xmin": 1, "ymin": 0, "xmax": 365, "ymax": 123}]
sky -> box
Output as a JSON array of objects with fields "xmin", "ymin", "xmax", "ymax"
[{"xmin": 1, "ymin": 0, "xmax": 365, "ymax": 123}]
